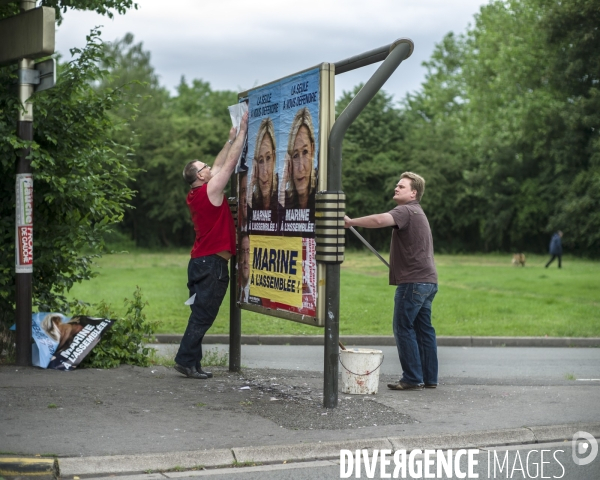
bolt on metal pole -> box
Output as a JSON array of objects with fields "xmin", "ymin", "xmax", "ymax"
[
  {"xmin": 323, "ymin": 39, "xmax": 413, "ymax": 408},
  {"xmin": 15, "ymin": 0, "xmax": 36, "ymax": 366}
]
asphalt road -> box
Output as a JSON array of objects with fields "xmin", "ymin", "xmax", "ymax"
[
  {"xmin": 154, "ymin": 344, "xmax": 600, "ymax": 384},
  {"xmin": 3, "ymin": 343, "xmax": 598, "ymax": 479}
]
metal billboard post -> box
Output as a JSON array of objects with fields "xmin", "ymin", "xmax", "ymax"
[
  {"xmin": 228, "ymin": 184, "xmax": 241, "ymax": 373},
  {"xmin": 322, "ymin": 39, "xmax": 413, "ymax": 409}
]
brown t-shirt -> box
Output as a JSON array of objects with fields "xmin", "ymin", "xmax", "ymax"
[{"xmin": 388, "ymin": 200, "xmax": 437, "ymax": 285}]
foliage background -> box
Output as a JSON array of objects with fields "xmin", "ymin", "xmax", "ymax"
[
  {"xmin": 91, "ymin": 0, "xmax": 599, "ymax": 258},
  {"xmin": 0, "ymin": 1, "xmax": 138, "ymax": 350},
  {"xmin": 2, "ymin": 0, "xmax": 599, "ymax": 353}
]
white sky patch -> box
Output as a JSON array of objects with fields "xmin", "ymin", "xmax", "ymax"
[{"xmin": 55, "ymin": 0, "xmax": 489, "ymax": 101}]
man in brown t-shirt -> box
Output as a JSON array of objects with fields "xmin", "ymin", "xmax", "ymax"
[{"xmin": 344, "ymin": 172, "xmax": 438, "ymax": 390}]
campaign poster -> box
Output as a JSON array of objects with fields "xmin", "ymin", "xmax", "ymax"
[
  {"xmin": 238, "ymin": 67, "xmax": 321, "ymax": 318},
  {"xmin": 31, "ymin": 312, "xmax": 114, "ymax": 370}
]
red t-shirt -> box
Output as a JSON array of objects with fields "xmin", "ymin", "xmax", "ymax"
[{"xmin": 188, "ymin": 184, "xmax": 235, "ymax": 258}]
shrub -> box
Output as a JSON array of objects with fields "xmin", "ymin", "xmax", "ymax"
[{"xmin": 76, "ymin": 286, "xmax": 157, "ymax": 368}]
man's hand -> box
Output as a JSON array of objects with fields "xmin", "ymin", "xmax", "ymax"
[
  {"xmin": 239, "ymin": 111, "xmax": 248, "ymax": 133},
  {"xmin": 228, "ymin": 126, "xmax": 237, "ymax": 143},
  {"xmin": 207, "ymin": 111, "xmax": 249, "ymax": 206},
  {"xmin": 228, "ymin": 109, "xmax": 247, "ymax": 139},
  {"xmin": 212, "ymin": 114, "xmax": 248, "ymax": 176},
  {"xmin": 344, "ymin": 215, "xmax": 352, "ymax": 229}
]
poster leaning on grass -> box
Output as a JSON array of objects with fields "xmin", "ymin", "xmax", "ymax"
[{"xmin": 236, "ymin": 64, "xmax": 334, "ymax": 326}]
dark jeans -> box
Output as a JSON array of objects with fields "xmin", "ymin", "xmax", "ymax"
[
  {"xmin": 393, "ymin": 283, "xmax": 438, "ymax": 386},
  {"xmin": 545, "ymin": 255, "xmax": 562, "ymax": 268},
  {"xmin": 175, "ymin": 255, "xmax": 229, "ymax": 368}
]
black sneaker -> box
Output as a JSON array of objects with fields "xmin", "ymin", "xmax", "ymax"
[
  {"xmin": 174, "ymin": 364, "xmax": 208, "ymax": 379},
  {"xmin": 196, "ymin": 365, "xmax": 213, "ymax": 378},
  {"xmin": 387, "ymin": 381, "xmax": 424, "ymax": 391},
  {"xmin": 424, "ymin": 384, "xmax": 437, "ymax": 389}
]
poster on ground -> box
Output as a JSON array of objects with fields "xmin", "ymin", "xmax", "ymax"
[
  {"xmin": 236, "ymin": 64, "xmax": 332, "ymax": 324},
  {"xmin": 31, "ymin": 312, "xmax": 114, "ymax": 370}
]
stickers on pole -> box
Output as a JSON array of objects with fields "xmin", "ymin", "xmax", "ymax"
[{"xmin": 15, "ymin": 173, "xmax": 33, "ymax": 273}]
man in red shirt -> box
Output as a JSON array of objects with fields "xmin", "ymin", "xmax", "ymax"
[
  {"xmin": 345, "ymin": 172, "xmax": 438, "ymax": 390},
  {"xmin": 174, "ymin": 112, "xmax": 248, "ymax": 379}
]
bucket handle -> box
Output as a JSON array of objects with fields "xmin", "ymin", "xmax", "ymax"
[{"xmin": 339, "ymin": 354, "xmax": 384, "ymax": 376}]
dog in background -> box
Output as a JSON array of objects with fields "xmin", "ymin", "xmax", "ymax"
[{"xmin": 512, "ymin": 253, "xmax": 526, "ymax": 267}]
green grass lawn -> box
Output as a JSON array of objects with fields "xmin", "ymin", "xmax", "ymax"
[{"xmin": 66, "ymin": 250, "xmax": 600, "ymax": 337}]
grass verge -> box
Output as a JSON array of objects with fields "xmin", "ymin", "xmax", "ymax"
[{"xmin": 67, "ymin": 250, "xmax": 600, "ymax": 337}]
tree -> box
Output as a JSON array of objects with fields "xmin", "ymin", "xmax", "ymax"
[
  {"xmin": 397, "ymin": 32, "xmax": 483, "ymax": 253},
  {"xmin": 395, "ymin": 0, "xmax": 600, "ymax": 256},
  {"xmin": 0, "ymin": 3, "xmax": 137, "ymax": 341},
  {"xmin": 96, "ymin": 35, "xmax": 238, "ymax": 247},
  {"xmin": 458, "ymin": 0, "xmax": 600, "ymax": 255},
  {"xmin": 338, "ymin": 87, "xmax": 405, "ymax": 249},
  {"xmin": 132, "ymin": 77, "xmax": 237, "ymax": 247},
  {"xmin": 542, "ymin": 0, "xmax": 600, "ymax": 256}
]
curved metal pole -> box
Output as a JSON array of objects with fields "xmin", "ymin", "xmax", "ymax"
[
  {"xmin": 328, "ymin": 39, "xmax": 413, "ymax": 190},
  {"xmin": 323, "ymin": 38, "xmax": 414, "ymax": 409},
  {"xmin": 334, "ymin": 39, "xmax": 414, "ymax": 75}
]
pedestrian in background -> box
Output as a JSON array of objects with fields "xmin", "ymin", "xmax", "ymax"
[{"xmin": 545, "ymin": 230, "xmax": 563, "ymax": 269}]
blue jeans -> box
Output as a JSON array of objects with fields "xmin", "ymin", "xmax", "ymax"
[
  {"xmin": 175, "ymin": 255, "xmax": 229, "ymax": 368},
  {"xmin": 393, "ymin": 283, "xmax": 438, "ymax": 385}
]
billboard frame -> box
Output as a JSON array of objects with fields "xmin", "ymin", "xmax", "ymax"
[{"xmin": 236, "ymin": 62, "xmax": 335, "ymax": 328}]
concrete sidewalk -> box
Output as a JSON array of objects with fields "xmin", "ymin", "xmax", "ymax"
[{"xmin": 1, "ymin": 342, "xmax": 599, "ymax": 478}]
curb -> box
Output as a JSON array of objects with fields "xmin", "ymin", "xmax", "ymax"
[
  {"xmin": 0, "ymin": 456, "xmax": 58, "ymax": 478},
  {"xmin": 154, "ymin": 334, "xmax": 600, "ymax": 348},
  {"xmin": 57, "ymin": 423, "xmax": 600, "ymax": 477}
]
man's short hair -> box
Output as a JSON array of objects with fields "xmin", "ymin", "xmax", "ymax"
[
  {"xmin": 183, "ymin": 161, "xmax": 200, "ymax": 185},
  {"xmin": 400, "ymin": 172, "xmax": 426, "ymax": 202}
]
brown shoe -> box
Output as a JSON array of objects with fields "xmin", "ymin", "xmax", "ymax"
[
  {"xmin": 424, "ymin": 384, "xmax": 437, "ymax": 389},
  {"xmin": 387, "ymin": 381, "xmax": 424, "ymax": 391}
]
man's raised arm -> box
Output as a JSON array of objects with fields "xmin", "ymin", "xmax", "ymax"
[
  {"xmin": 207, "ymin": 112, "xmax": 248, "ymax": 206},
  {"xmin": 211, "ymin": 127, "xmax": 238, "ymax": 176}
]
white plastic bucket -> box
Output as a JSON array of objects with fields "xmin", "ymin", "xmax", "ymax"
[{"xmin": 339, "ymin": 348, "xmax": 384, "ymax": 395}]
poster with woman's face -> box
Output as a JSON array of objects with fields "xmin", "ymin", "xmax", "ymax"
[
  {"xmin": 239, "ymin": 67, "xmax": 321, "ymax": 318},
  {"xmin": 32, "ymin": 312, "xmax": 114, "ymax": 370}
]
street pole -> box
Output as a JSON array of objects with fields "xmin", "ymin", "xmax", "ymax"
[
  {"xmin": 15, "ymin": 0, "xmax": 36, "ymax": 366},
  {"xmin": 322, "ymin": 39, "xmax": 413, "ymax": 408}
]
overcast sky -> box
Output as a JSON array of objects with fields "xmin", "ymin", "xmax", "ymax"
[{"xmin": 55, "ymin": 0, "xmax": 489, "ymax": 103}]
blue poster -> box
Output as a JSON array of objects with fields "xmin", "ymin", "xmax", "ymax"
[
  {"xmin": 239, "ymin": 67, "xmax": 321, "ymax": 317},
  {"xmin": 244, "ymin": 67, "xmax": 320, "ymax": 236}
]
